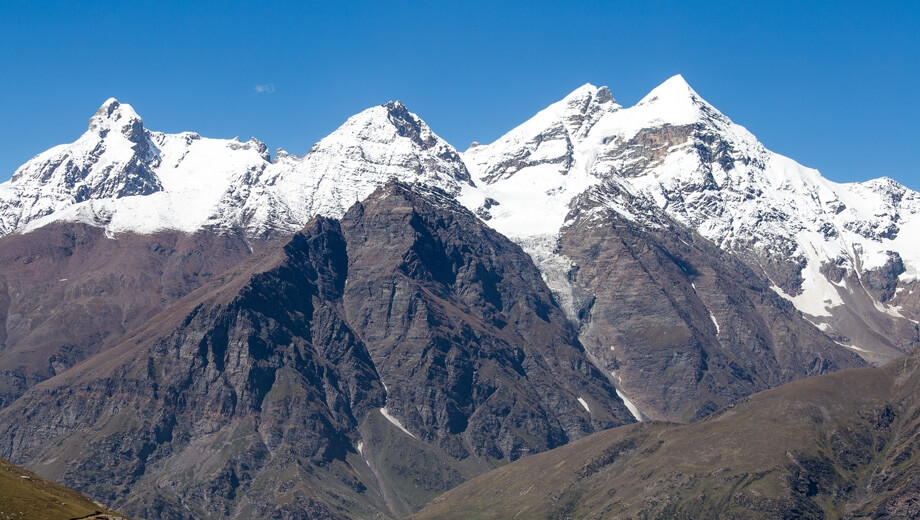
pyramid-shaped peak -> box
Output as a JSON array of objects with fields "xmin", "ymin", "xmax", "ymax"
[
  {"xmin": 373, "ymin": 100, "xmax": 437, "ymax": 146},
  {"xmin": 638, "ymin": 74, "xmax": 703, "ymax": 107},
  {"xmin": 91, "ymin": 98, "xmax": 141, "ymax": 125},
  {"xmin": 88, "ymin": 98, "xmax": 145, "ymax": 142}
]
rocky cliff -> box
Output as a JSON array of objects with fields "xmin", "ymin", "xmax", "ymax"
[{"xmin": 0, "ymin": 182, "xmax": 634, "ymax": 519}]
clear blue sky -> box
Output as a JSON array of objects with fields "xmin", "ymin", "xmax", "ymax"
[{"xmin": 2, "ymin": 0, "xmax": 918, "ymax": 189}]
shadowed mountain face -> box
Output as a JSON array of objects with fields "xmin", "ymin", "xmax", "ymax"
[
  {"xmin": 0, "ymin": 182, "xmax": 635, "ymax": 519},
  {"xmin": 558, "ymin": 188, "xmax": 865, "ymax": 421},
  {"xmin": 338, "ymin": 185, "xmax": 633, "ymax": 458},
  {"xmin": 0, "ymin": 223, "xmax": 259, "ymax": 408},
  {"xmin": 412, "ymin": 347, "xmax": 920, "ymax": 520}
]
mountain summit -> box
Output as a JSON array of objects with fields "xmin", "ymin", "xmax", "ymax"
[
  {"xmin": 463, "ymin": 77, "xmax": 920, "ymax": 363},
  {"xmin": 2, "ymin": 76, "xmax": 916, "ymax": 366},
  {"xmin": 219, "ymin": 100, "xmax": 474, "ymax": 236},
  {"xmin": 0, "ymin": 98, "xmax": 472, "ymax": 238},
  {"xmin": 0, "ymin": 98, "xmax": 163, "ymax": 234},
  {"xmin": 87, "ymin": 98, "xmax": 146, "ymax": 142}
]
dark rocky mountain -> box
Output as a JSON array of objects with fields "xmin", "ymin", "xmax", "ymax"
[
  {"xmin": 0, "ymin": 182, "xmax": 634, "ymax": 519},
  {"xmin": 557, "ymin": 185, "xmax": 865, "ymax": 421},
  {"xmin": 0, "ymin": 223, "xmax": 259, "ymax": 408},
  {"xmin": 412, "ymin": 346, "xmax": 920, "ymax": 520}
]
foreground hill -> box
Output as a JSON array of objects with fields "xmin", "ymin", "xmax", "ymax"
[
  {"xmin": 413, "ymin": 347, "xmax": 920, "ymax": 519},
  {"xmin": 0, "ymin": 457, "xmax": 126, "ymax": 519}
]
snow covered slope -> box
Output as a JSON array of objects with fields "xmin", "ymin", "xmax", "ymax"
[
  {"xmin": 0, "ymin": 98, "xmax": 271, "ymax": 236},
  {"xmin": 0, "ymin": 99, "xmax": 472, "ymax": 238},
  {"xmin": 2, "ymin": 78, "xmax": 918, "ymax": 360},
  {"xmin": 215, "ymin": 100, "xmax": 473, "ymax": 236},
  {"xmin": 462, "ymin": 75, "xmax": 920, "ymax": 359}
]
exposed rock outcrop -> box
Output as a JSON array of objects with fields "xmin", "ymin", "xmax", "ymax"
[{"xmin": 0, "ymin": 182, "xmax": 634, "ymax": 519}]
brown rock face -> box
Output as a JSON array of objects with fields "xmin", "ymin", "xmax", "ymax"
[
  {"xmin": 558, "ymin": 187, "xmax": 865, "ymax": 421},
  {"xmin": 339, "ymin": 184, "xmax": 632, "ymax": 460},
  {"xmin": 0, "ymin": 223, "xmax": 259, "ymax": 408},
  {"xmin": 0, "ymin": 182, "xmax": 635, "ymax": 519},
  {"xmin": 411, "ymin": 347, "xmax": 920, "ymax": 520}
]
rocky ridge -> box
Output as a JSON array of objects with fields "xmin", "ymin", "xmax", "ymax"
[
  {"xmin": 0, "ymin": 222, "xmax": 260, "ymax": 408},
  {"xmin": 412, "ymin": 346, "xmax": 920, "ymax": 520},
  {"xmin": 0, "ymin": 182, "xmax": 634, "ymax": 519}
]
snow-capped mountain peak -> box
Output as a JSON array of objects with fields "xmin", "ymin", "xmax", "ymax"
[
  {"xmin": 0, "ymin": 98, "xmax": 165, "ymax": 234},
  {"xmin": 88, "ymin": 98, "xmax": 146, "ymax": 143},
  {"xmin": 0, "ymin": 96, "xmax": 477, "ymax": 238},
  {"xmin": 636, "ymin": 74, "xmax": 700, "ymax": 107},
  {"xmin": 459, "ymin": 82, "xmax": 622, "ymax": 238},
  {"xmin": 216, "ymin": 100, "xmax": 475, "ymax": 236},
  {"xmin": 3, "ymin": 82, "xmax": 919, "ymax": 361},
  {"xmin": 462, "ymin": 76, "xmax": 920, "ymax": 359}
]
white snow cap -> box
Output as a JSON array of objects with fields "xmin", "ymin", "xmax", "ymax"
[
  {"xmin": 0, "ymin": 95, "xmax": 479, "ymax": 238},
  {"xmin": 637, "ymin": 74, "xmax": 698, "ymax": 105},
  {"xmin": 88, "ymin": 98, "xmax": 145, "ymax": 141},
  {"xmin": 626, "ymin": 74, "xmax": 721, "ymax": 129}
]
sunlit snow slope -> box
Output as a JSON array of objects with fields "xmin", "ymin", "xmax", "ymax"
[
  {"xmin": 0, "ymin": 99, "xmax": 472, "ymax": 239},
  {"xmin": 462, "ymin": 75, "xmax": 920, "ymax": 360},
  {"xmin": 2, "ymin": 77, "xmax": 918, "ymax": 361}
]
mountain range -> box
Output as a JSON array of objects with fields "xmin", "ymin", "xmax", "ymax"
[{"xmin": 0, "ymin": 75, "xmax": 917, "ymax": 518}]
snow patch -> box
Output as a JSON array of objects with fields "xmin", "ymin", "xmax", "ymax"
[
  {"xmin": 615, "ymin": 388, "xmax": 643, "ymax": 422},
  {"xmin": 380, "ymin": 407, "xmax": 416, "ymax": 439},
  {"xmin": 512, "ymin": 234, "xmax": 580, "ymax": 321},
  {"xmin": 836, "ymin": 341, "xmax": 869, "ymax": 353},
  {"xmin": 577, "ymin": 397, "xmax": 591, "ymax": 413},
  {"xmin": 709, "ymin": 311, "xmax": 721, "ymax": 334},
  {"xmin": 872, "ymin": 298, "xmax": 909, "ymax": 320}
]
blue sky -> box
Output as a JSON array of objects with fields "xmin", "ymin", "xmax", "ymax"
[{"xmin": 1, "ymin": 0, "xmax": 918, "ymax": 189}]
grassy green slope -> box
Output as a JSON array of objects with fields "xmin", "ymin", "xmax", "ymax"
[
  {"xmin": 412, "ymin": 350, "xmax": 920, "ymax": 519},
  {"xmin": 0, "ymin": 458, "xmax": 126, "ymax": 519}
]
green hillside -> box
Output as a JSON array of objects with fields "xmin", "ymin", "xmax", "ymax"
[{"xmin": 0, "ymin": 458, "xmax": 126, "ymax": 520}]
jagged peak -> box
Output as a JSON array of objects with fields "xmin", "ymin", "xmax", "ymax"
[
  {"xmin": 383, "ymin": 99, "xmax": 409, "ymax": 115},
  {"xmin": 553, "ymin": 84, "xmax": 618, "ymax": 119},
  {"xmin": 563, "ymin": 83, "xmax": 616, "ymax": 106},
  {"xmin": 381, "ymin": 100, "xmax": 429, "ymax": 141},
  {"xmin": 317, "ymin": 99, "xmax": 456, "ymax": 157},
  {"xmin": 87, "ymin": 97, "xmax": 145, "ymax": 143},
  {"xmin": 469, "ymin": 84, "xmax": 619, "ymax": 153},
  {"xmin": 333, "ymin": 100, "xmax": 424, "ymax": 135}
]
